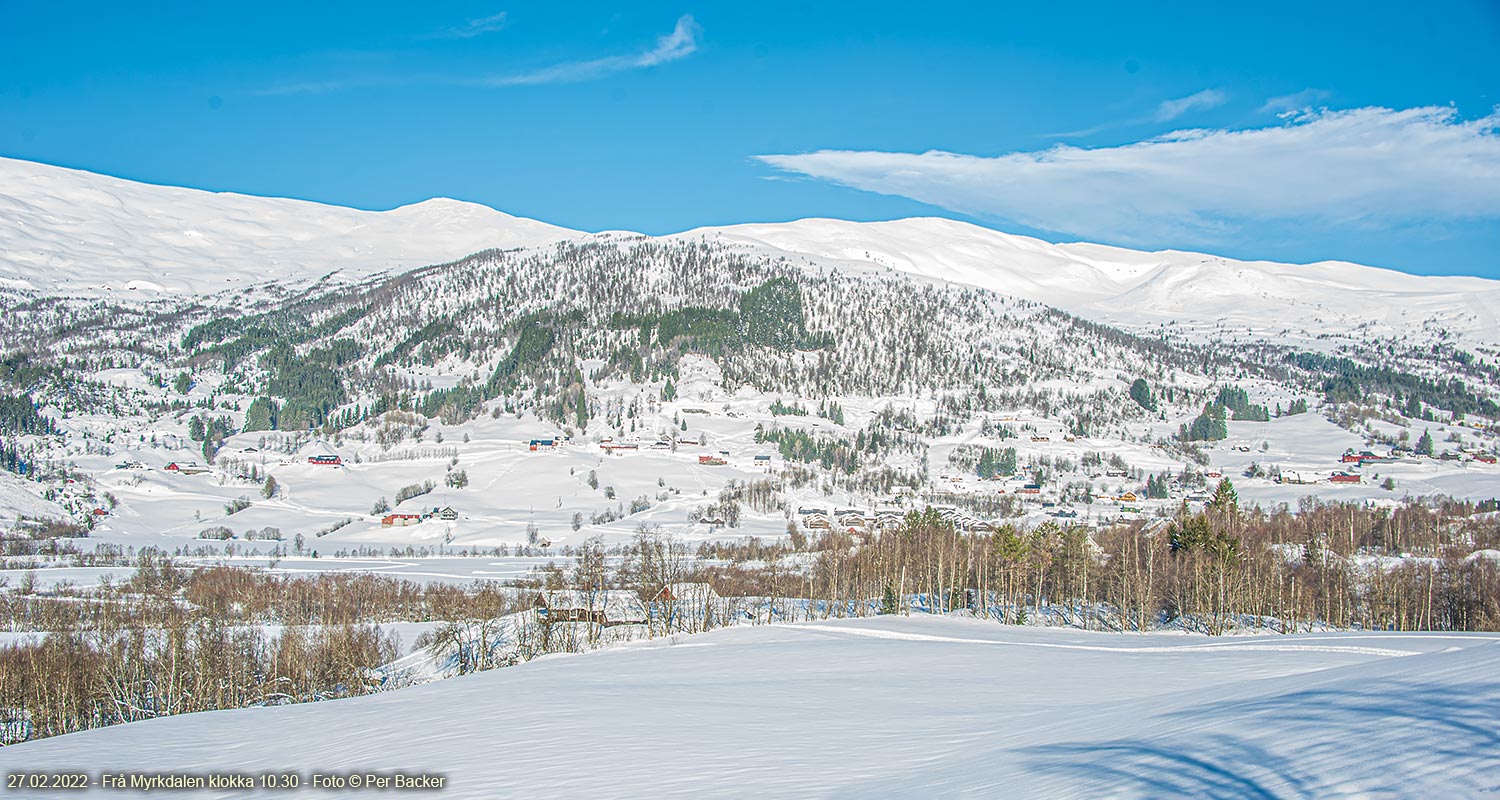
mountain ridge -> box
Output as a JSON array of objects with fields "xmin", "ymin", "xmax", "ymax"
[
  {"xmin": 0, "ymin": 156, "xmax": 580, "ymax": 297},
  {"xmin": 3, "ymin": 156, "xmax": 1497, "ymax": 348}
]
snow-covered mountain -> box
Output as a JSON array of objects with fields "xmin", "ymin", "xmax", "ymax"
[
  {"xmin": 3, "ymin": 156, "xmax": 1497, "ymax": 349},
  {"xmin": 0, "ymin": 157, "xmax": 580, "ymax": 297},
  {"xmin": 685, "ymin": 217, "xmax": 1500, "ymax": 348}
]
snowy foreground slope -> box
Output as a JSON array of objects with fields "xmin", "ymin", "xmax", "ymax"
[
  {"xmin": 7, "ymin": 617, "xmax": 1498, "ymax": 798},
  {"xmin": 0, "ymin": 157, "xmax": 579, "ymax": 297}
]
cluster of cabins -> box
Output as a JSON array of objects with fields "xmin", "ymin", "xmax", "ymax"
[
  {"xmin": 795, "ymin": 506, "xmax": 1002, "ymax": 534},
  {"xmin": 526, "ymin": 433, "xmax": 776, "ymax": 467},
  {"xmin": 381, "ymin": 506, "xmax": 459, "ymax": 527},
  {"xmin": 530, "ymin": 583, "xmax": 722, "ymax": 627},
  {"xmin": 1278, "ymin": 446, "xmax": 1499, "ymax": 487},
  {"xmin": 1342, "ymin": 447, "xmax": 1496, "ymax": 467}
]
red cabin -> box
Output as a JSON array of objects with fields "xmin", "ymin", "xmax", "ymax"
[{"xmin": 308, "ymin": 454, "xmax": 342, "ymax": 466}]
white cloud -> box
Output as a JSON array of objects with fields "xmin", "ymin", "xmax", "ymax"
[
  {"xmin": 486, "ymin": 15, "xmax": 700, "ymax": 86},
  {"xmin": 432, "ymin": 11, "xmax": 511, "ymax": 40},
  {"xmin": 1156, "ymin": 89, "xmax": 1227, "ymax": 121},
  {"xmin": 1260, "ymin": 88, "xmax": 1332, "ymax": 114},
  {"xmin": 755, "ymin": 106, "xmax": 1500, "ymax": 246}
]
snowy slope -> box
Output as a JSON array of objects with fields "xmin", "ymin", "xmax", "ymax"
[
  {"xmin": 0, "ymin": 470, "xmax": 68, "ymax": 526},
  {"xmin": 4, "ymin": 155, "xmax": 1496, "ymax": 345},
  {"xmin": 684, "ymin": 217, "xmax": 1500, "ymax": 346},
  {"xmin": 0, "ymin": 158, "xmax": 579, "ymax": 297},
  {"xmin": 4, "ymin": 616, "xmax": 1497, "ymax": 798}
]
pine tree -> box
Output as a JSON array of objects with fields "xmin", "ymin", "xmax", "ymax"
[
  {"xmin": 1209, "ymin": 477, "xmax": 1238, "ymax": 512},
  {"xmin": 1181, "ymin": 404, "xmax": 1228, "ymax": 441},
  {"xmin": 243, "ymin": 397, "xmax": 276, "ymax": 433},
  {"xmin": 1416, "ymin": 428, "xmax": 1434, "ymax": 456},
  {"xmin": 976, "ymin": 448, "xmax": 999, "ymax": 479},
  {"xmin": 261, "ymin": 475, "xmax": 278, "ymax": 499},
  {"xmin": 1129, "ymin": 378, "xmax": 1157, "ymax": 412},
  {"xmin": 880, "ymin": 582, "xmax": 900, "ymax": 615}
]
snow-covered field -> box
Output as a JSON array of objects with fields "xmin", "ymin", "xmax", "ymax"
[
  {"xmin": 53, "ymin": 390, "xmax": 1495, "ymax": 565},
  {"xmin": 4, "ymin": 615, "xmax": 1497, "ymax": 798}
]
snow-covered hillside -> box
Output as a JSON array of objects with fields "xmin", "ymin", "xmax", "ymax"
[
  {"xmin": 0, "ymin": 157, "xmax": 579, "ymax": 298},
  {"xmin": 4, "ymin": 616, "xmax": 1496, "ymax": 798},
  {"xmin": 687, "ymin": 217, "xmax": 1500, "ymax": 348},
  {"xmin": 4, "ymin": 156, "xmax": 1497, "ymax": 348}
]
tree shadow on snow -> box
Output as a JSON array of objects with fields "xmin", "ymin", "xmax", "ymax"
[{"xmin": 1015, "ymin": 677, "xmax": 1500, "ymax": 799}]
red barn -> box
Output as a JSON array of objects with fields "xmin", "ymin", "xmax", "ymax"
[{"xmin": 381, "ymin": 513, "xmax": 422, "ymax": 527}]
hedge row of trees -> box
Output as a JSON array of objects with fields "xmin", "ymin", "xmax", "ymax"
[
  {"xmin": 777, "ymin": 493, "xmax": 1500, "ymax": 635},
  {"xmin": 7, "ymin": 495, "xmax": 1499, "ymax": 743},
  {"xmin": 0, "ymin": 555, "xmax": 524, "ymax": 744}
]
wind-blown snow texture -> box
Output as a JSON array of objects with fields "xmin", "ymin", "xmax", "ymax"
[{"xmin": 4, "ymin": 616, "xmax": 1497, "ymax": 798}]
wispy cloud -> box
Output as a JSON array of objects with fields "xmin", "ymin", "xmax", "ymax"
[
  {"xmin": 484, "ymin": 14, "xmax": 700, "ymax": 86},
  {"xmin": 251, "ymin": 14, "xmax": 699, "ymax": 95},
  {"xmin": 430, "ymin": 11, "xmax": 510, "ymax": 40},
  {"xmin": 755, "ymin": 106, "xmax": 1500, "ymax": 247},
  {"xmin": 1156, "ymin": 88, "xmax": 1227, "ymax": 121},
  {"xmin": 1260, "ymin": 88, "xmax": 1332, "ymax": 114},
  {"xmin": 1041, "ymin": 89, "xmax": 1226, "ymax": 139}
]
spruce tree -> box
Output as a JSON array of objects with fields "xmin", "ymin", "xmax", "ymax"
[
  {"xmin": 1209, "ymin": 477, "xmax": 1238, "ymax": 512},
  {"xmin": 999, "ymin": 447, "xmax": 1018, "ymax": 476},
  {"xmin": 880, "ymin": 583, "xmax": 900, "ymax": 615},
  {"xmin": 1129, "ymin": 378, "xmax": 1157, "ymax": 412},
  {"xmin": 243, "ymin": 397, "xmax": 276, "ymax": 433},
  {"xmin": 1416, "ymin": 428, "xmax": 1434, "ymax": 456}
]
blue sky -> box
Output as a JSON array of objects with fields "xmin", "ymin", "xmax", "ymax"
[{"xmin": 3, "ymin": 2, "xmax": 1499, "ymax": 277}]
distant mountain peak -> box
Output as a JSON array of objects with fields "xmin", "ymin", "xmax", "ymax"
[{"xmin": 0, "ymin": 157, "xmax": 579, "ymax": 298}]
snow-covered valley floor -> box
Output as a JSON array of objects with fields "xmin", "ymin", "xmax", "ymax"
[{"xmin": 5, "ymin": 616, "xmax": 1497, "ymax": 798}]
